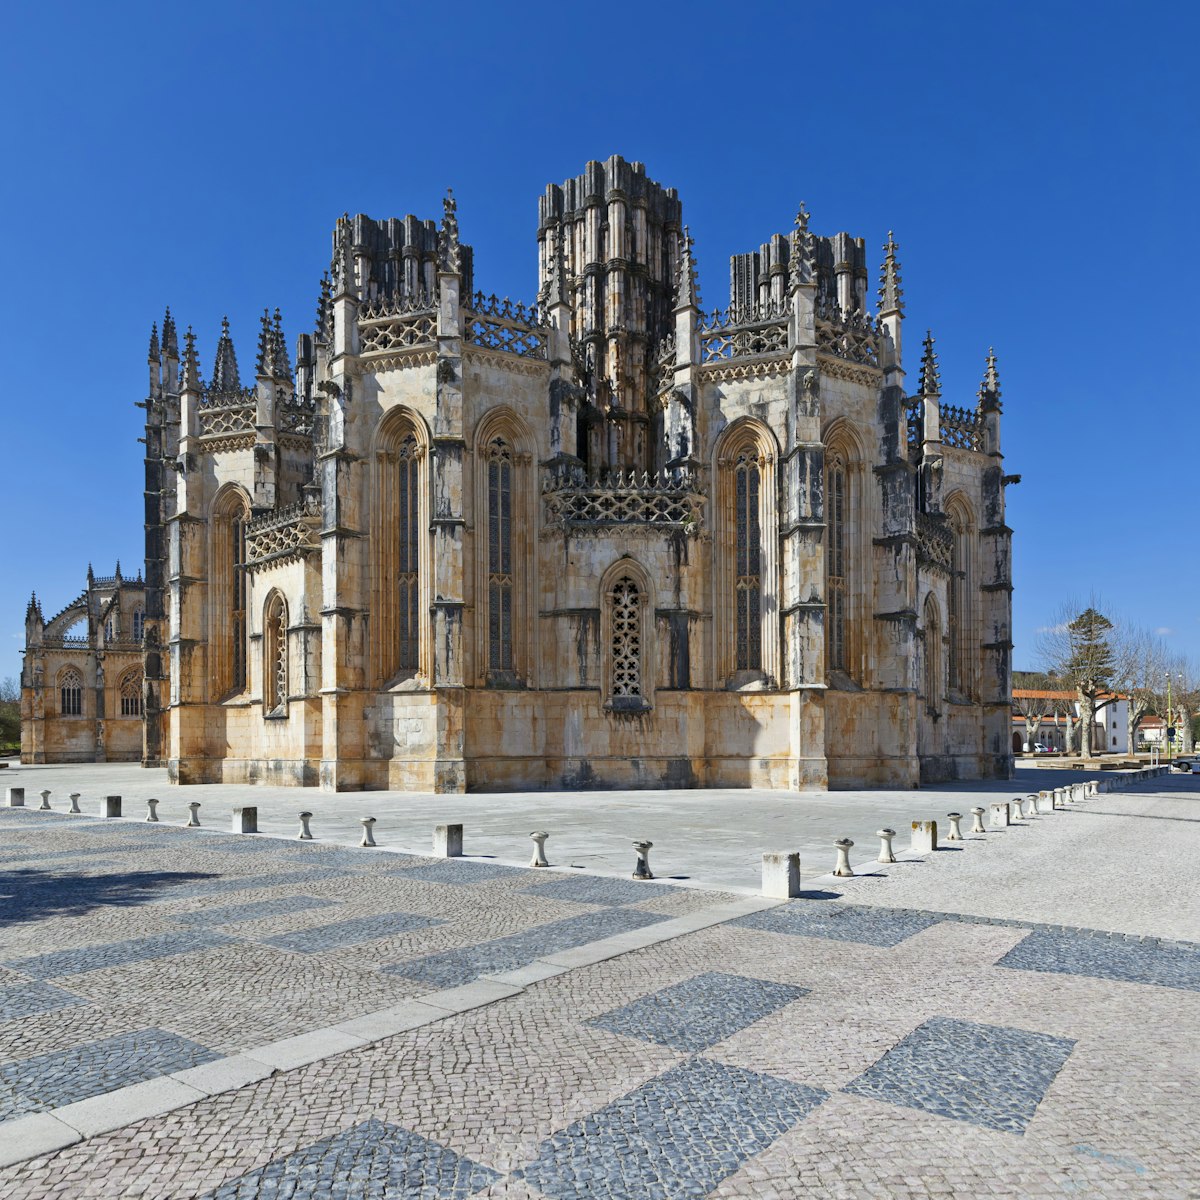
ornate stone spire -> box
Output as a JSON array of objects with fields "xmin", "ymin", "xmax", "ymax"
[
  {"xmin": 978, "ymin": 347, "xmax": 1001, "ymax": 412},
  {"xmin": 114, "ymin": 560, "xmax": 122, "ymax": 582},
  {"xmin": 878, "ymin": 231, "xmax": 904, "ymax": 316},
  {"xmin": 675, "ymin": 226, "xmax": 700, "ymax": 310},
  {"xmin": 439, "ymin": 188, "xmax": 461, "ymax": 274},
  {"xmin": 546, "ymin": 226, "xmax": 567, "ymax": 307},
  {"xmin": 162, "ymin": 308, "xmax": 179, "ymax": 359},
  {"xmin": 210, "ymin": 316, "xmax": 240, "ymax": 393},
  {"xmin": 315, "ymin": 272, "xmax": 332, "ymax": 339},
  {"xmin": 27, "ymin": 591, "xmax": 41, "ymax": 620},
  {"xmin": 148, "ymin": 322, "xmax": 160, "ymax": 363},
  {"xmin": 790, "ymin": 202, "xmax": 815, "ymax": 287},
  {"xmin": 919, "ymin": 330, "xmax": 940, "ymax": 396},
  {"xmin": 255, "ymin": 310, "xmax": 272, "ymax": 376},
  {"xmin": 182, "ymin": 326, "xmax": 201, "ymax": 390},
  {"xmin": 333, "ymin": 215, "xmax": 355, "ymax": 298},
  {"xmin": 271, "ymin": 308, "xmax": 291, "ymax": 382}
]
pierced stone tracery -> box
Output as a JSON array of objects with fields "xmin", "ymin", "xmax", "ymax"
[{"xmin": 609, "ymin": 577, "xmax": 643, "ymax": 702}]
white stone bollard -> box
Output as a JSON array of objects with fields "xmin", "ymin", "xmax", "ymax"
[
  {"xmin": 1022, "ymin": 795, "xmax": 1036, "ymax": 818},
  {"xmin": 911, "ymin": 821, "xmax": 938, "ymax": 853},
  {"xmin": 1036, "ymin": 790, "xmax": 1055, "ymax": 815},
  {"xmin": 1008, "ymin": 798, "xmax": 1024, "ymax": 822},
  {"xmin": 970, "ymin": 806, "xmax": 986, "ymax": 833},
  {"xmin": 434, "ymin": 823, "xmax": 463, "ymax": 858},
  {"xmin": 39, "ymin": 790, "xmax": 52, "ymax": 811},
  {"xmin": 298, "ymin": 811, "xmax": 313, "ymax": 840},
  {"xmin": 529, "ymin": 831, "xmax": 550, "ymax": 868},
  {"xmin": 946, "ymin": 812, "xmax": 964, "ymax": 841},
  {"xmin": 762, "ymin": 851, "xmax": 801, "ymax": 898},
  {"xmin": 833, "ymin": 838, "xmax": 855, "ymax": 876},
  {"xmin": 876, "ymin": 828, "xmax": 897, "ymax": 863},
  {"xmin": 233, "ymin": 807, "xmax": 258, "ymax": 835},
  {"xmin": 146, "ymin": 798, "xmax": 159, "ymax": 822},
  {"xmin": 990, "ymin": 802, "xmax": 1010, "ymax": 828},
  {"xmin": 1053, "ymin": 788, "xmax": 1066, "ymax": 808},
  {"xmin": 102, "ymin": 795, "xmax": 122, "ymax": 819},
  {"xmin": 1087, "ymin": 781, "xmax": 1098, "ymax": 798},
  {"xmin": 187, "ymin": 802, "xmax": 202, "ymax": 828},
  {"xmin": 6, "ymin": 787, "xmax": 24, "ymax": 808},
  {"xmin": 68, "ymin": 792, "xmax": 81, "ymax": 814},
  {"xmin": 632, "ymin": 840, "xmax": 654, "ymax": 880},
  {"xmin": 361, "ymin": 817, "xmax": 377, "ymax": 848}
]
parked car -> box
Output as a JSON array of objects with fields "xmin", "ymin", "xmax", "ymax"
[{"xmin": 1172, "ymin": 756, "xmax": 1200, "ymax": 772}]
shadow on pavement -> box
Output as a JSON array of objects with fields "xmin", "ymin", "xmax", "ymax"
[{"xmin": 0, "ymin": 868, "xmax": 214, "ymax": 928}]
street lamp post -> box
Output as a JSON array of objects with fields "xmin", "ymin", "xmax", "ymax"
[{"xmin": 1166, "ymin": 672, "xmax": 1176, "ymax": 765}]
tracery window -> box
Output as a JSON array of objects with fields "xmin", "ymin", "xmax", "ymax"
[
  {"xmin": 946, "ymin": 506, "xmax": 973, "ymax": 697},
  {"xmin": 60, "ymin": 668, "xmax": 83, "ymax": 716},
  {"xmin": 826, "ymin": 454, "xmax": 848, "ymax": 673},
  {"xmin": 213, "ymin": 489, "xmax": 250, "ymax": 696},
  {"xmin": 132, "ymin": 608, "xmax": 145, "ymax": 642},
  {"xmin": 923, "ymin": 595, "xmax": 941, "ymax": 715},
  {"xmin": 734, "ymin": 451, "xmax": 762, "ymax": 672},
  {"xmin": 609, "ymin": 576, "xmax": 643, "ymax": 702},
  {"xmin": 120, "ymin": 670, "xmax": 143, "ymax": 717},
  {"xmin": 395, "ymin": 434, "xmax": 421, "ymax": 671},
  {"xmin": 264, "ymin": 594, "xmax": 287, "ymax": 716},
  {"xmin": 486, "ymin": 437, "xmax": 513, "ymax": 674}
]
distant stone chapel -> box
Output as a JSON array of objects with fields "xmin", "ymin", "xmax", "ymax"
[{"xmin": 22, "ymin": 155, "xmax": 1014, "ymax": 790}]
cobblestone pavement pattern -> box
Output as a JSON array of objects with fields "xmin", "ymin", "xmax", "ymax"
[{"xmin": 0, "ymin": 767, "xmax": 1195, "ymax": 1197}]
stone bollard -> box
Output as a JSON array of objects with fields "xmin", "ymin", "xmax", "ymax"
[
  {"xmin": 102, "ymin": 795, "xmax": 122, "ymax": 819},
  {"xmin": 833, "ymin": 838, "xmax": 855, "ymax": 876},
  {"xmin": 1008, "ymin": 798, "xmax": 1024, "ymax": 822},
  {"xmin": 990, "ymin": 801, "xmax": 1010, "ymax": 828},
  {"xmin": 632, "ymin": 840, "xmax": 654, "ymax": 880},
  {"xmin": 361, "ymin": 817, "xmax": 377, "ymax": 848},
  {"xmin": 1087, "ymin": 781, "xmax": 1098, "ymax": 798},
  {"xmin": 946, "ymin": 812, "xmax": 964, "ymax": 841},
  {"xmin": 911, "ymin": 821, "xmax": 938, "ymax": 853},
  {"xmin": 1036, "ymin": 790, "xmax": 1055, "ymax": 815},
  {"xmin": 1053, "ymin": 788, "xmax": 1066, "ymax": 808},
  {"xmin": 187, "ymin": 802, "xmax": 202, "ymax": 828},
  {"xmin": 68, "ymin": 792, "xmax": 81, "ymax": 814},
  {"xmin": 298, "ymin": 811, "xmax": 313, "ymax": 840},
  {"xmin": 233, "ymin": 807, "xmax": 258, "ymax": 835},
  {"xmin": 39, "ymin": 790, "xmax": 52, "ymax": 811},
  {"xmin": 529, "ymin": 831, "xmax": 550, "ymax": 868},
  {"xmin": 762, "ymin": 851, "xmax": 801, "ymax": 898},
  {"xmin": 877, "ymin": 828, "xmax": 897, "ymax": 863},
  {"xmin": 970, "ymin": 806, "xmax": 986, "ymax": 834},
  {"xmin": 6, "ymin": 787, "xmax": 24, "ymax": 808},
  {"xmin": 434, "ymin": 823, "xmax": 463, "ymax": 858},
  {"xmin": 146, "ymin": 798, "xmax": 159, "ymax": 822}
]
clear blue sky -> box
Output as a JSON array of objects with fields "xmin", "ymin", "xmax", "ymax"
[{"xmin": 1, "ymin": 0, "xmax": 1195, "ymax": 685}]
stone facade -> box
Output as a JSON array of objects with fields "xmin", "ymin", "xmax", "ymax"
[
  {"xmin": 20, "ymin": 566, "xmax": 148, "ymax": 763},
  {"xmin": 24, "ymin": 155, "xmax": 1015, "ymax": 790}
]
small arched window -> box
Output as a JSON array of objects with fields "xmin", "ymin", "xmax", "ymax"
[
  {"xmin": 264, "ymin": 594, "xmax": 287, "ymax": 716},
  {"xmin": 120, "ymin": 670, "xmax": 143, "ymax": 717},
  {"xmin": 60, "ymin": 668, "xmax": 83, "ymax": 716}
]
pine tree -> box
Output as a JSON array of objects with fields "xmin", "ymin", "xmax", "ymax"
[{"xmin": 1066, "ymin": 608, "xmax": 1114, "ymax": 755}]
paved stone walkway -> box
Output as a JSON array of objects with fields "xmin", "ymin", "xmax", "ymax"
[{"xmin": 0, "ymin": 770, "xmax": 1195, "ymax": 1197}]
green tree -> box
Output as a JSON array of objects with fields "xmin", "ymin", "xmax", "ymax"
[
  {"xmin": 0, "ymin": 676, "xmax": 19, "ymax": 755},
  {"xmin": 1038, "ymin": 604, "xmax": 1115, "ymax": 755}
]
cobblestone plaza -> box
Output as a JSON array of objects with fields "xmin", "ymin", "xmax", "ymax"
[{"xmin": 0, "ymin": 765, "xmax": 1196, "ymax": 1197}]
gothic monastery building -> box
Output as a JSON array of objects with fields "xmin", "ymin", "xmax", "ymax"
[{"xmin": 22, "ymin": 156, "xmax": 1015, "ymax": 791}]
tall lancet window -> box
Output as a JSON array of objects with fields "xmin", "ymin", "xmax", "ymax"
[
  {"xmin": 923, "ymin": 594, "xmax": 942, "ymax": 715},
  {"xmin": 735, "ymin": 451, "xmax": 762, "ymax": 671},
  {"xmin": 396, "ymin": 433, "xmax": 421, "ymax": 672},
  {"xmin": 132, "ymin": 607, "xmax": 145, "ymax": 643},
  {"xmin": 264, "ymin": 593, "xmax": 287, "ymax": 716},
  {"xmin": 826, "ymin": 454, "xmax": 847, "ymax": 673},
  {"xmin": 487, "ymin": 437, "xmax": 514, "ymax": 674},
  {"xmin": 945, "ymin": 500, "xmax": 974, "ymax": 697},
  {"xmin": 60, "ymin": 667, "xmax": 83, "ymax": 716},
  {"xmin": 609, "ymin": 576, "xmax": 643, "ymax": 702},
  {"xmin": 213, "ymin": 489, "xmax": 250, "ymax": 697}
]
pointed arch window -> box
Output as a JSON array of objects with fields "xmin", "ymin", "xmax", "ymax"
[
  {"xmin": 395, "ymin": 433, "xmax": 421, "ymax": 672},
  {"xmin": 60, "ymin": 668, "xmax": 83, "ymax": 716},
  {"xmin": 120, "ymin": 670, "xmax": 144, "ymax": 717},
  {"xmin": 923, "ymin": 595, "xmax": 942, "ymax": 715},
  {"xmin": 212, "ymin": 489, "xmax": 250, "ymax": 697},
  {"xmin": 946, "ymin": 505, "xmax": 973, "ymax": 697},
  {"xmin": 264, "ymin": 594, "xmax": 287, "ymax": 716},
  {"xmin": 735, "ymin": 451, "xmax": 762, "ymax": 672},
  {"xmin": 132, "ymin": 608, "xmax": 145, "ymax": 643},
  {"xmin": 826, "ymin": 453, "xmax": 848, "ymax": 673},
  {"xmin": 487, "ymin": 437, "xmax": 514, "ymax": 674}
]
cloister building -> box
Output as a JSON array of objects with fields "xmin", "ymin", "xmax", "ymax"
[{"xmin": 22, "ymin": 156, "xmax": 1015, "ymax": 791}]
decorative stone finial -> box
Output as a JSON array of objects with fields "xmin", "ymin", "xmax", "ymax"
[
  {"xmin": 790, "ymin": 202, "xmax": 815, "ymax": 288},
  {"xmin": 271, "ymin": 308, "xmax": 291, "ymax": 382},
  {"xmin": 316, "ymin": 272, "xmax": 332, "ymax": 339},
  {"xmin": 255, "ymin": 310, "xmax": 272, "ymax": 376},
  {"xmin": 978, "ymin": 347, "xmax": 1001, "ymax": 412},
  {"xmin": 162, "ymin": 307, "xmax": 179, "ymax": 358},
  {"xmin": 878, "ymin": 231, "xmax": 904, "ymax": 316},
  {"xmin": 182, "ymin": 326, "xmax": 201, "ymax": 390},
  {"xmin": 919, "ymin": 330, "xmax": 940, "ymax": 397},
  {"xmin": 210, "ymin": 315, "xmax": 241, "ymax": 393},
  {"xmin": 675, "ymin": 226, "xmax": 700, "ymax": 310},
  {"xmin": 546, "ymin": 227, "xmax": 567, "ymax": 307},
  {"xmin": 148, "ymin": 322, "xmax": 160, "ymax": 363},
  {"xmin": 439, "ymin": 188, "xmax": 462, "ymax": 274}
]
